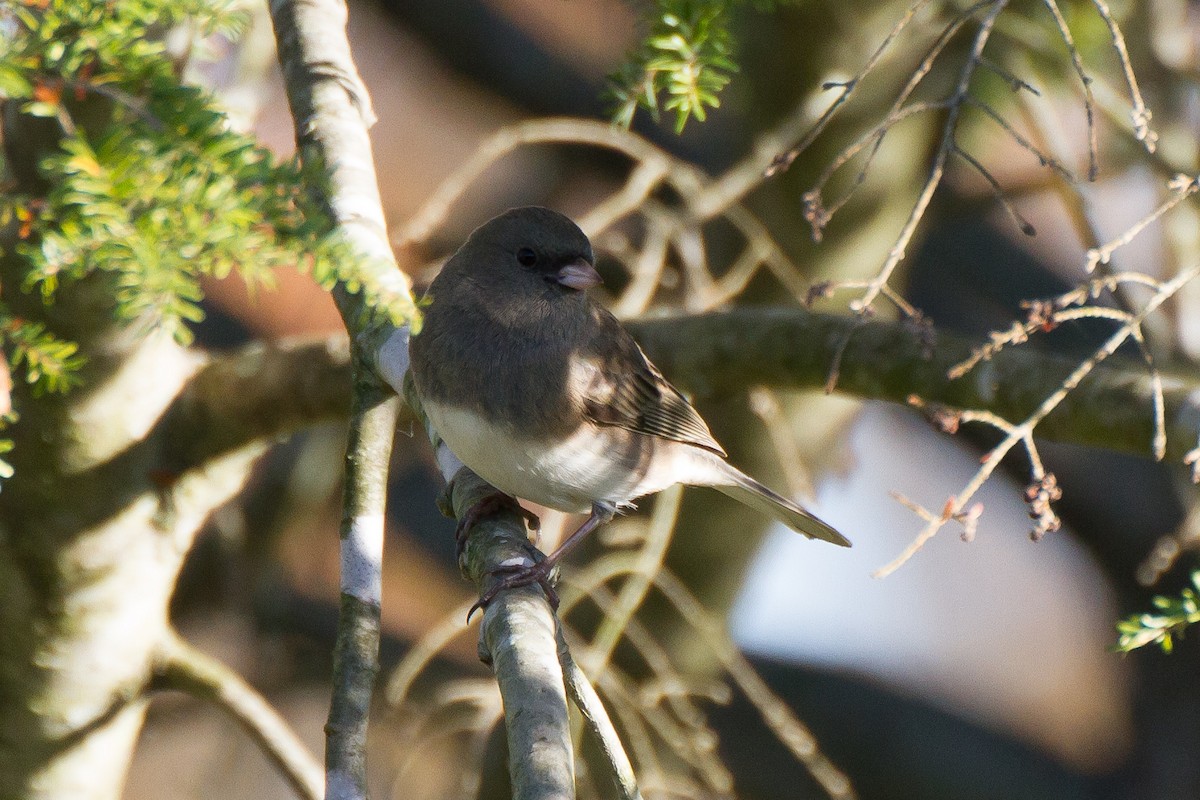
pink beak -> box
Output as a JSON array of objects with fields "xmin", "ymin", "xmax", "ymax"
[{"xmin": 556, "ymin": 258, "xmax": 602, "ymax": 290}]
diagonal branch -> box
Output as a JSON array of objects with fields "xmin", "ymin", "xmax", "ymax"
[
  {"xmin": 443, "ymin": 468, "xmax": 576, "ymax": 800},
  {"xmin": 557, "ymin": 627, "xmax": 643, "ymax": 800},
  {"xmin": 153, "ymin": 631, "xmax": 324, "ymax": 800},
  {"xmin": 402, "ymin": 373, "xmax": 575, "ymax": 800},
  {"xmin": 163, "ymin": 336, "xmax": 354, "ymax": 473}
]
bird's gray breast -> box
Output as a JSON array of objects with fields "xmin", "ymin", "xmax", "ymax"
[{"xmin": 413, "ymin": 291, "xmax": 582, "ymax": 439}]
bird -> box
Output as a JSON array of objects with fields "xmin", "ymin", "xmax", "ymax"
[{"xmin": 409, "ymin": 206, "xmax": 849, "ymax": 609}]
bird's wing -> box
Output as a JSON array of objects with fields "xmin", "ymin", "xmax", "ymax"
[{"xmin": 580, "ymin": 308, "xmax": 727, "ymax": 457}]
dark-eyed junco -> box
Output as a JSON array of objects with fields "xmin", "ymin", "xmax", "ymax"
[{"xmin": 410, "ymin": 207, "xmax": 849, "ymax": 606}]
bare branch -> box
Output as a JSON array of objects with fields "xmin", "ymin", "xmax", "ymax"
[
  {"xmin": 853, "ymin": 1, "xmax": 1007, "ymax": 313},
  {"xmin": 394, "ymin": 119, "xmax": 675, "ymax": 248},
  {"xmin": 964, "ymin": 96, "xmax": 1075, "ymax": 180},
  {"xmin": 558, "ymin": 628, "xmax": 643, "ymax": 800},
  {"xmin": 876, "ymin": 264, "xmax": 1199, "ymax": 577},
  {"xmin": 445, "ymin": 469, "xmax": 576, "ymax": 800},
  {"xmin": 805, "ymin": 1, "xmax": 996, "ymax": 238},
  {"xmin": 978, "ymin": 57, "xmax": 1041, "ymax": 96},
  {"xmin": 1087, "ymin": 174, "xmax": 1200, "ymax": 272},
  {"xmin": 652, "ymin": 572, "xmax": 857, "ymax": 800},
  {"xmin": 951, "ymin": 144, "xmax": 1037, "ymax": 236},
  {"xmin": 326, "ymin": 380, "xmax": 400, "ymax": 800},
  {"xmin": 580, "ymin": 486, "xmax": 682, "ymax": 677},
  {"xmin": 268, "ymin": 1, "xmax": 420, "ymax": 796},
  {"xmin": 163, "ymin": 336, "xmax": 353, "ymax": 473},
  {"xmin": 268, "ymin": 0, "xmax": 413, "ymax": 344},
  {"xmin": 624, "ymin": 304, "xmax": 1200, "ymax": 463},
  {"xmin": 153, "ymin": 632, "xmax": 324, "ymax": 800},
  {"xmin": 1039, "ymin": 0, "xmax": 1099, "ymax": 180},
  {"xmin": 749, "ymin": 387, "xmax": 818, "ymax": 500},
  {"xmin": 169, "ymin": 296, "xmax": 1200, "ymax": 506},
  {"xmin": 766, "ymin": 0, "xmax": 935, "ymax": 177},
  {"xmin": 1089, "ymin": 0, "xmax": 1157, "ymax": 151}
]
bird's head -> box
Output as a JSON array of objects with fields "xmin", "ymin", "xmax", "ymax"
[{"xmin": 452, "ymin": 206, "xmax": 602, "ymax": 296}]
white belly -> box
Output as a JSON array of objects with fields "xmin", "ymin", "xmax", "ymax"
[{"xmin": 423, "ymin": 400, "xmax": 706, "ymax": 513}]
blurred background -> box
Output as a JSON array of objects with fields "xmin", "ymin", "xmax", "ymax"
[{"xmin": 127, "ymin": 1, "xmax": 1200, "ymax": 798}]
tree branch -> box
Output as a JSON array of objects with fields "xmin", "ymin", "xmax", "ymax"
[
  {"xmin": 400, "ymin": 375, "xmax": 574, "ymax": 799},
  {"xmin": 267, "ymin": 0, "xmax": 413, "ymax": 349},
  {"xmin": 153, "ymin": 632, "xmax": 324, "ymax": 800},
  {"xmin": 268, "ymin": 2, "xmax": 415, "ymax": 799},
  {"xmin": 625, "ymin": 308, "xmax": 1200, "ymax": 463},
  {"xmin": 325, "ymin": 380, "xmax": 400, "ymax": 800},
  {"xmin": 168, "ymin": 305, "xmax": 1193, "ymax": 487},
  {"xmin": 444, "ymin": 468, "xmax": 575, "ymax": 800},
  {"xmin": 557, "ymin": 628, "xmax": 642, "ymax": 800},
  {"xmin": 163, "ymin": 336, "xmax": 353, "ymax": 472}
]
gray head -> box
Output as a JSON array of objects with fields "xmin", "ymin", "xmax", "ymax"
[{"xmin": 445, "ymin": 206, "xmax": 601, "ymax": 293}]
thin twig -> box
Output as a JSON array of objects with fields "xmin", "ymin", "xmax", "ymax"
[
  {"xmin": 749, "ymin": 387, "xmax": 817, "ymax": 501},
  {"xmin": 560, "ymin": 556, "xmax": 717, "ymax": 743},
  {"xmin": 393, "ymin": 119, "xmax": 675, "ymax": 248},
  {"xmin": 652, "ymin": 572, "xmax": 857, "ymax": 800},
  {"xmin": 1039, "ymin": 0, "xmax": 1099, "ymax": 180},
  {"xmin": 951, "ymin": 144, "xmax": 1037, "ymax": 235},
  {"xmin": 1087, "ymin": 175, "xmax": 1200, "ymax": 271},
  {"xmin": 766, "ymin": 0, "xmax": 935, "ymax": 177},
  {"xmin": 154, "ymin": 632, "xmax": 324, "ymax": 800},
  {"xmin": 612, "ymin": 207, "xmax": 673, "ymax": 318},
  {"xmin": 1089, "ymin": 0, "xmax": 1157, "ymax": 151},
  {"xmin": 580, "ymin": 485, "xmax": 683, "ymax": 676},
  {"xmin": 877, "ymin": 263, "xmax": 1200, "ymax": 577},
  {"xmin": 384, "ymin": 598, "xmax": 479, "ymax": 706},
  {"xmin": 558, "ymin": 627, "xmax": 644, "ymax": 800},
  {"xmin": 803, "ymin": 1, "xmax": 994, "ymax": 239},
  {"xmin": 854, "ymin": 1, "xmax": 1008, "ymax": 313},
  {"xmin": 962, "ymin": 96, "xmax": 1075, "ymax": 181},
  {"xmin": 388, "ymin": 682, "xmax": 503, "ymax": 800},
  {"xmin": 598, "ymin": 668, "xmax": 733, "ymax": 794}
]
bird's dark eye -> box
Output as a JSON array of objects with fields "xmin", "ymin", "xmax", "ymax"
[{"xmin": 516, "ymin": 247, "xmax": 538, "ymax": 267}]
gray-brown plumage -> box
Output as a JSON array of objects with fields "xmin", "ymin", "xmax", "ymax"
[{"xmin": 410, "ymin": 206, "xmax": 849, "ymax": 595}]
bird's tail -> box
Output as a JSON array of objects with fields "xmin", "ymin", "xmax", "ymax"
[{"xmin": 713, "ymin": 466, "xmax": 851, "ymax": 547}]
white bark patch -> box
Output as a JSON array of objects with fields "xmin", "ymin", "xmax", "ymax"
[
  {"xmin": 340, "ymin": 513, "xmax": 384, "ymax": 606},
  {"xmin": 376, "ymin": 326, "xmax": 410, "ymax": 396},
  {"xmin": 434, "ymin": 441, "xmax": 465, "ymax": 484}
]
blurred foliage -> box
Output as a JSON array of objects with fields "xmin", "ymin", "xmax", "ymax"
[
  {"xmin": 0, "ymin": 0, "xmax": 408, "ymax": 483},
  {"xmin": 1117, "ymin": 571, "xmax": 1200, "ymax": 654},
  {"xmin": 609, "ymin": 0, "xmax": 797, "ymax": 132}
]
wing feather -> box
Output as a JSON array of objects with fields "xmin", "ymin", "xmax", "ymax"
[{"xmin": 579, "ymin": 308, "xmax": 726, "ymax": 456}]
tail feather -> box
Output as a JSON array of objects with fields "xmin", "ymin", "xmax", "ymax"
[{"xmin": 713, "ymin": 468, "xmax": 850, "ymax": 547}]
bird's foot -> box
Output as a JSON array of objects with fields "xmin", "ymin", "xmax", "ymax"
[
  {"xmin": 465, "ymin": 501, "xmax": 617, "ymax": 622},
  {"xmin": 455, "ymin": 492, "xmax": 540, "ymax": 563},
  {"xmin": 467, "ymin": 559, "xmax": 558, "ymax": 622}
]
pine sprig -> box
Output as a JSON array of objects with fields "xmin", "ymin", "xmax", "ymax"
[
  {"xmin": 609, "ymin": 0, "xmax": 801, "ymax": 132},
  {"xmin": 0, "ymin": 0, "xmax": 410, "ymax": 346},
  {"xmin": 1117, "ymin": 571, "xmax": 1200, "ymax": 654},
  {"xmin": 0, "ymin": 0, "xmax": 412, "ymax": 489},
  {"xmin": 0, "ymin": 311, "xmax": 84, "ymax": 396},
  {"xmin": 610, "ymin": 0, "xmax": 739, "ymax": 133}
]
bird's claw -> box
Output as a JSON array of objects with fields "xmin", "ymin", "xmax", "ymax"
[
  {"xmin": 455, "ymin": 492, "xmax": 541, "ymax": 563},
  {"xmin": 466, "ymin": 560, "xmax": 559, "ymax": 623}
]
